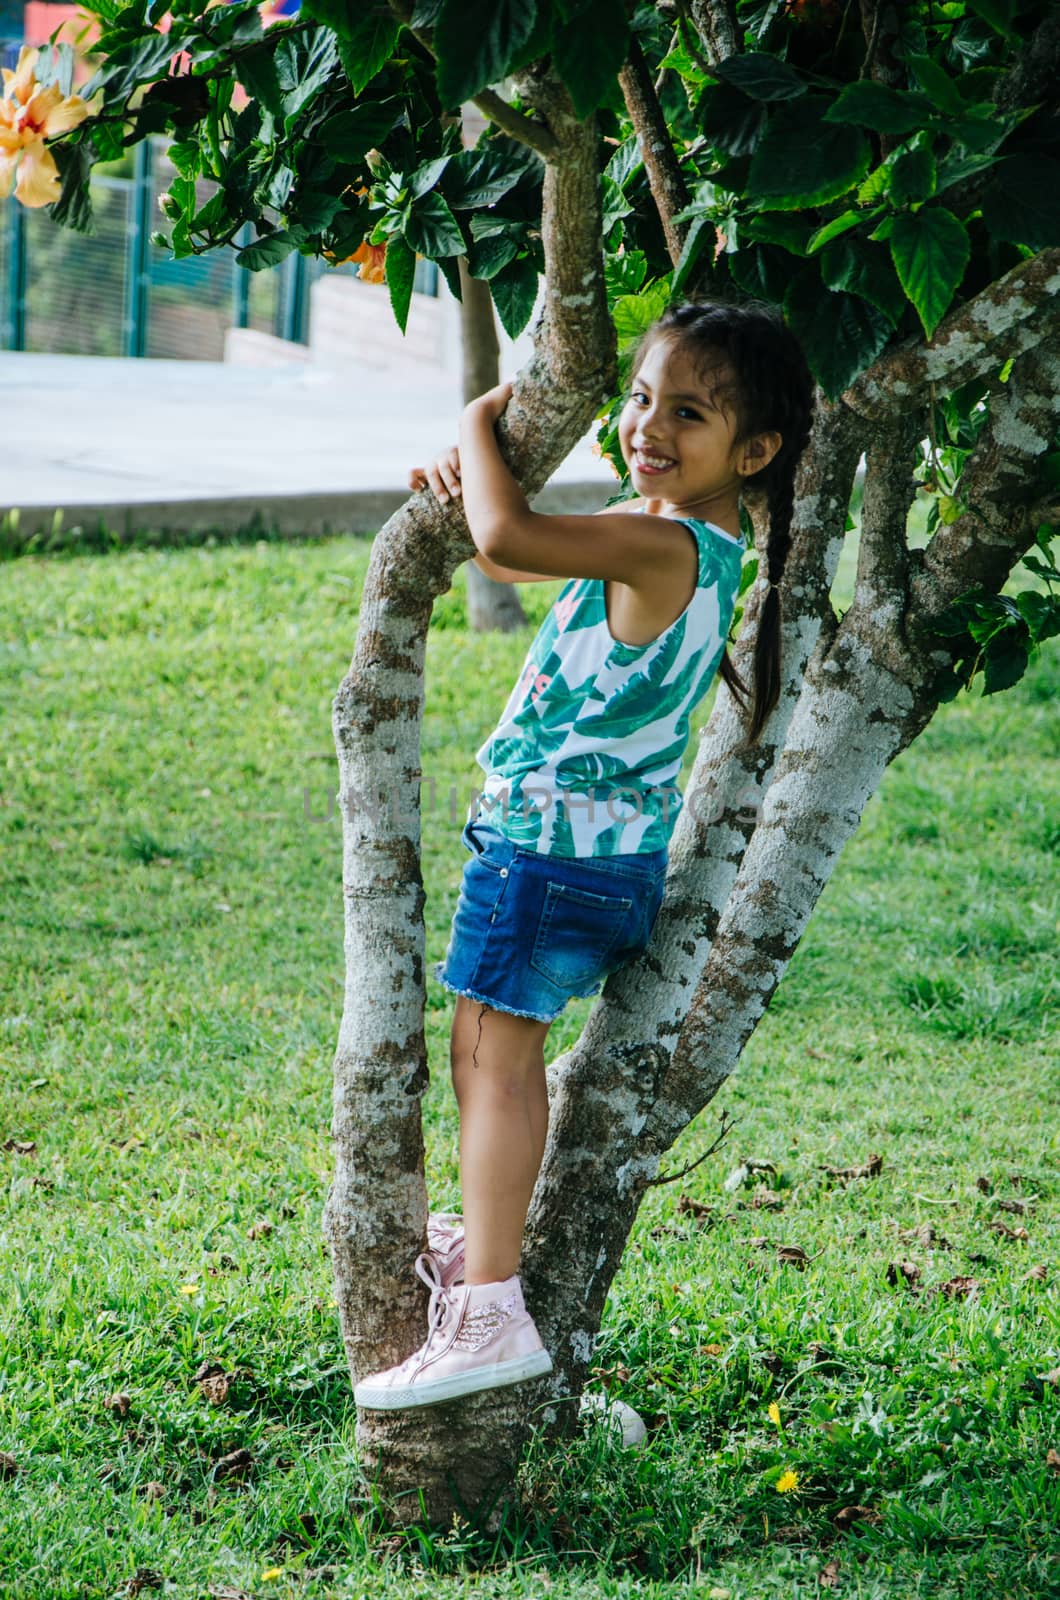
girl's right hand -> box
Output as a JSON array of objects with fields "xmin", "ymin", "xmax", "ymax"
[{"xmin": 408, "ymin": 445, "xmax": 462, "ymax": 504}]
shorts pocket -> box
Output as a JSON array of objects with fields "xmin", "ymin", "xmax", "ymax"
[{"xmin": 529, "ymin": 881, "xmax": 634, "ymax": 990}]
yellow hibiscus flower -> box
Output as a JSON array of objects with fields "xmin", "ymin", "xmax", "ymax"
[{"xmin": 0, "ymin": 46, "xmax": 94, "ymax": 209}]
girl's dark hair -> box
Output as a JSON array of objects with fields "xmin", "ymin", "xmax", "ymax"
[{"xmin": 632, "ymin": 301, "xmax": 816, "ymax": 744}]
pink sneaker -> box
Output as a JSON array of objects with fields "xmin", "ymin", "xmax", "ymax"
[
  {"xmin": 354, "ymin": 1254, "xmax": 552, "ymax": 1410},
  {"xmin": 426, "ymin": 1212, "xmax": 465, "ymax": 1288}
]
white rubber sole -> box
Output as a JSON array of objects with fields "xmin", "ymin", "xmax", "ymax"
[{"xmin": 355, "ymin": 1347, "xmax": 553, "ymax": 1410}]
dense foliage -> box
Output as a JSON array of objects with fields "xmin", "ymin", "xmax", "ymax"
[{"xmin": 27, "ymin": 0, "xmax": 1060, "ymax": 682}]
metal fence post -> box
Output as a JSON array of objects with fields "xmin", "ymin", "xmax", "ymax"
[
  {"xmin": 2, "ymin": 196, "xmax": 27, "ymax": 351},
  {"xmin": 278, "ymin": 248, "xmax": 307, "ymax": 344},
  {"xmin": 233, "ymin": 222, "xmax": 251, "ymax": 329},
  {"xmin": 123, "ymin": 138, "xmax": 152, "ymax": 357}
]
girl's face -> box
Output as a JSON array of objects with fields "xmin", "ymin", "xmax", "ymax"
[{"xmin": 618, "ymin": 337, "xmax": 759, "ymax": 515}]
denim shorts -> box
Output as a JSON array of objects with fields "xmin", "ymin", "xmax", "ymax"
[{"xmin": 432, "ymin": 818, "xmax": 668, "ymax": 1023}]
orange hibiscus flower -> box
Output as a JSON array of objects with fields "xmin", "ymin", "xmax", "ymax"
[{"xmin": 0, "ymin": 46, "xmax": 94, "ymax": 208}]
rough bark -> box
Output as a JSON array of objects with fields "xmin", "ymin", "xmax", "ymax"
[
  {"xmin": 618, "ymin": 36, "xmax": 692, "ymax": 269},
  {"xmin": 323, "ymin": 69, "xmax": 614, "ymax": 1523},
  {"xmin": 457, "ymin": 257, "xmax": 528, "ymax": 634}
]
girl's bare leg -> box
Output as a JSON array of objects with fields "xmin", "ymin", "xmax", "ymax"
[{"xmin": 450, "ymin": 994, "xmax": 551, "ymax": 1284}]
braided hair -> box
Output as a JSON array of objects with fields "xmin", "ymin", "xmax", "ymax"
[{"xmin": 631, "ymin": 301, "xmax": 816, "ymax": 744}]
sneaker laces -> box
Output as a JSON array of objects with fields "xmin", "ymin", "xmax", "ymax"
[{"xmin": 402, "ymin": 1251, "xmax": 463, "ymax": 1377}]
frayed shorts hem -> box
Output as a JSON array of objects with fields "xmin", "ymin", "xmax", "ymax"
[{"xmin": 432, "ymin": 966, "xmax": 560, "ymax": 1024}]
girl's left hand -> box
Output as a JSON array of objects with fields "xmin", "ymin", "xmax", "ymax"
[{"xmin": 463, "ymin": 379, "xmax": 514, "ymax": 426}]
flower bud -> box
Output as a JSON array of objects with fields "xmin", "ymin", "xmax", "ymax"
[{"xmin": 158, "ymin": 192, "xmax": 181, "ymax": 221}]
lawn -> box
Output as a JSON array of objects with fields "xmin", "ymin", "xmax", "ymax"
[{"xmin": 1, "ymin": 532, "xmax": 1057, "ymax": 1600}]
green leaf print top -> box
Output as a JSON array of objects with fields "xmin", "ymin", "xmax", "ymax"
[{"xmin": 472, "ymin": 516, "xmax": 745, "ymax": 857}]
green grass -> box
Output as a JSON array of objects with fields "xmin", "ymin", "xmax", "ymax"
[{"xmin": 1, "ymin": 535, "xmax": 1057, "ymax": 1600}]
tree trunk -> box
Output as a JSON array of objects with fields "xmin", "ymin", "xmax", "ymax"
[
  {"xmin": 458, "ymin": 257, "xmax": 528, "ymax": 635},
  {"xmin": 323, "ymin": 46, "xmax": 1060, "ymax": 1525}
]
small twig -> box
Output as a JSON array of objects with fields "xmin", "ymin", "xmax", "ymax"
[{"xmin": 647, "ymin": 1109, "xmax": 735, "ymax": 1187}]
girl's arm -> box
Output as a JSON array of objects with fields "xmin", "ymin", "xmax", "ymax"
[
  {"xmin": 458, "ymin": 384, "xmax": 695, "ymax": 586},
  {"xmin": 408, "ymin": 448, "xmax": 560, "ymax": 583}
]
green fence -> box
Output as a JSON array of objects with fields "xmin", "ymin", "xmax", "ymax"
[{"xmin": 0, "ymin": 134, "xmax": 435, "ymax": 360}]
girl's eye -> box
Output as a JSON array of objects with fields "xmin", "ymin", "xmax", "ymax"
[
  {"xmin": 630, "ymin": 391, "xmax": 648, "ymax": 406},
  {"xmin": 677, "ymin": 406, "xmax": 702, "ymax": 421}
]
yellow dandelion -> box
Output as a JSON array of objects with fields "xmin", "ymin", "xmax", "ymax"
[
  {"xmin": 767, "ymin": 1401, "xmax": 781, "ymax": 1427},
  {"xmin": 179, "ymin": 1282, "xmax": 200, "ymax": 1295},
  {"xmin": 775, "ymin": 1468, "xmax": 799, "ymax": 1493},
  {"xmin": 260, "ymin": 1569, "xmax": 284, "ymax": 1582}
]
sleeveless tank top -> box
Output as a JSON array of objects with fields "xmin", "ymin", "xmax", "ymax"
[{"xmin": 471, "ymin": 515, "xmax": 745, "ymax": 858}]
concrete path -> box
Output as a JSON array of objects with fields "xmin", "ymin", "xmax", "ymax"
[{"xmin": 2, "ymin": 352, "xmax": 616, "ymax": 541}]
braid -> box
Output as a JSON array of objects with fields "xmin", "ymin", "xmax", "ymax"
[{"xmin": 633, "ymin": 300, "xmax": 816, "ymax": 744}]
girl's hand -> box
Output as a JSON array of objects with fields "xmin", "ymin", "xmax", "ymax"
[
  {"xmin": 462, "ymin": 378, "xmax": 514, "ymax": 427},
  {"xmin": 408, "ymin": 445, "xmax": 462, "ymax": 504}
]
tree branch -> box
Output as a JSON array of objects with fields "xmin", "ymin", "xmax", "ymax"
[
  {"xmin": 688, "ymin": 0, "xmax": 739, "ymax": 65},
  {"xmin": 385, "ymin": 0, "xmax": 560, "ymax": 158},
  {"xmin": 618, "ymin": 35, "xmax": 692, "ymax": 269},
  {"xmin": 912, "ymin": 338, "xmax": 1060, "ymax": 623},
  {"xmin": 844, "ymin": 250, "xmax": 1060, "ymax": 422}
]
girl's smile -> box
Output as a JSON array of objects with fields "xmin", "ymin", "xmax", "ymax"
[{"xmin": 618, "ymin": 337, "xmax": 750, "ymax": 528}]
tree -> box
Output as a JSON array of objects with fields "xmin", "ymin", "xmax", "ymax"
[{"xmin": 23, "ymin": 0, "xmax": 1060, "ymax": 1524}]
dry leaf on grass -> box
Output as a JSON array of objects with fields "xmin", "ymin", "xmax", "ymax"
[
  {"xmin": 819, "ymin": 1154, "xmax": 882, "ymax": 1182},
  {"xmin": 103, "ymin": 1392, "xmax": 131, "ymax": 1417},
  {"xmin": 138, "ymin": 1481, "xmax": 166, "ymax": 1503},
  {"xmin": 0, "ymin": 1453, "xmax": 17, "ymax": 1479},
  {"xmin": 834, "ymin": 1504, "xmax": 882, "ymax": 1529},
  {"xmin": 818, "ymin": 1558, "xmax": 841, "ymax": 1587},
  {"xmin": 207, "ymin": 1588, "xmax": 252, "ymax": 1600},
  {"xmin": 899, "ymin": 1223, "xmax": 952, "ymax": 1251},
  {"xmin": 749, "ymin": 1187, "xmax": 785, "ymax": 1210},
  {"xmin": 994, "ymin": 1197, "xmax": 1034, "ymax": 1216},
  {"xmin": 988, "ymin": 1220, "xmax": 1029, "ymax": 1242},
  {"xmin": 119, "ymin": 1570, "xmax": 164, "ymax": 1596},
  {"xmin": 677, "ymin": 1195, "xmax": 714, "ymax": 1224},
  {"xmin": 213, "ymin": 1447, "xmax": 254, "ymax": 1483},
  {"xmin": 1025, "ymin": 1264, "xmax": 1048, "ymax": 1284},
  {"xmin": 777, "ymin": 1245, "xmax": 817, "ymax": 1269},
  {"xmin": 886, "ymin": 1260, "xmax": 921, "ymax": 1291},
  {"xmin": 199, "ymin": 1372, "xmax": 232, "ymax": 1405},
  {"xmin": 1047, "ymin": 1448, "xmax": 1060, "ymax": 1476},
  {"xmin": 2, "ymin": 1138, "xmax": 36, "ymax": 1155},
  {"xmin": 935, "ymin": 1276, "xmax": 982, "ymax": 1301},
  {"xmin": 247, "ymin": 1219, "xmax": 273, "ymax": 1240},
  {"xmin": 975, "ymin": 1176, "xmax": 992, "ymax": 1193}
]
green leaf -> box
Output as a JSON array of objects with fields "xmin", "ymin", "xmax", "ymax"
[
  {"xmin": 807, "ymin": 208, "xmax": 873, "ymax": 254},
  {"xmin": 315, "ymin": 99, "xmax": 400, "ymax": 162},
  {"xmin": 981, "ymin": 158, "xmax": 1060, "ymax": 250},
  {"xmin": 1017, "ymin": 590, "xmax": 1060, "ymax": 644},
  {"xmin": 889, "ymin": 145, "xmax": 936, "ymax": 206},
  {"xmin": 966, "ymin": 0, "xmax": 1017, "ymax": 38},
  {"xmin": 237, "ymin": 229, "xmax": 300, "ymax": 270},
  {"xmin": 823, "ymin": 81, "xmax": 934, "ymax": 135},
  {"xmin": 672, "ymin": 215, "xmax": 711, "ymax": 298},
  {"xmin": 309, "ymin": 1, "xmax": 402, "ymax": 93},
  {"xmin": 749, "ymin": 97, "xmax": 871, "ymax": 210},
  {"xmin": 889, "ymin": 208, "xmax": 970, "ymax": 337},
  {"xmin": 982, "ymin": 633, "xmax": 1029, "ymax": 695},
  {"xmin": 714, "ymin": 52, "xmax": 806, "ymax": 102},
  {"xmin": 385, "ymin": 234, "xmax": 416, "ymax": 333},
  {"xmin": 237, "ymin": 41, "xmax": 286, "ymax": 118},
  {"xmin": 434, "ymin": 0, "xmax": 539, "ymax": 106},
  {"xmin": 605, "ymin": 248, "xmax": 647, "ymax": 303},
  {"xmin": 467, "ymin": 231, "xmax": 522, "ymax": 279},
  {"xmin": 905, "ymin": 52, "xmax": 965, "ymax": 117},
  {"xmin": 820, "ymin": 239, "xmax": 906, "ymax": 325},
  {"xmin": 276, "ymin": 28, "xmax": 340, "ymax": 135},
  {"xmin": 489, "ymin": 254, "xmax": 540, "ymax": 339},
  {"xmin": 409, "ymin": 156, "xmax": 450, "ymax": 199},
  {"xmin": 403, "ymin": 191, "xmax": 465, "ymax": 257},
  {"xmin": 553, "ymin": 0, "xmax": 630, "ymax": 119},
  {"xmin": 784, "ymin": 270, "xmax": 893, "ymax": 399},
  {"xmin": 612, "ymin": 279, "xmax": 672, "ymax": 352},
  {"xmin": 698, "ymin": 82, "xmax": 768, "ymax": 158},
  {"xmin": 443, "ymin": 146, "xmax": 535, "ymax": 209},
  {"xmin": 601, "ymin": 174, "xmax": 633, "ymax": 237}
]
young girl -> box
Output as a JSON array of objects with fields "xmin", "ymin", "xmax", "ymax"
[{"xmin": 354, "ymin": 301, "xmax": 815, "ymax": 1411}]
